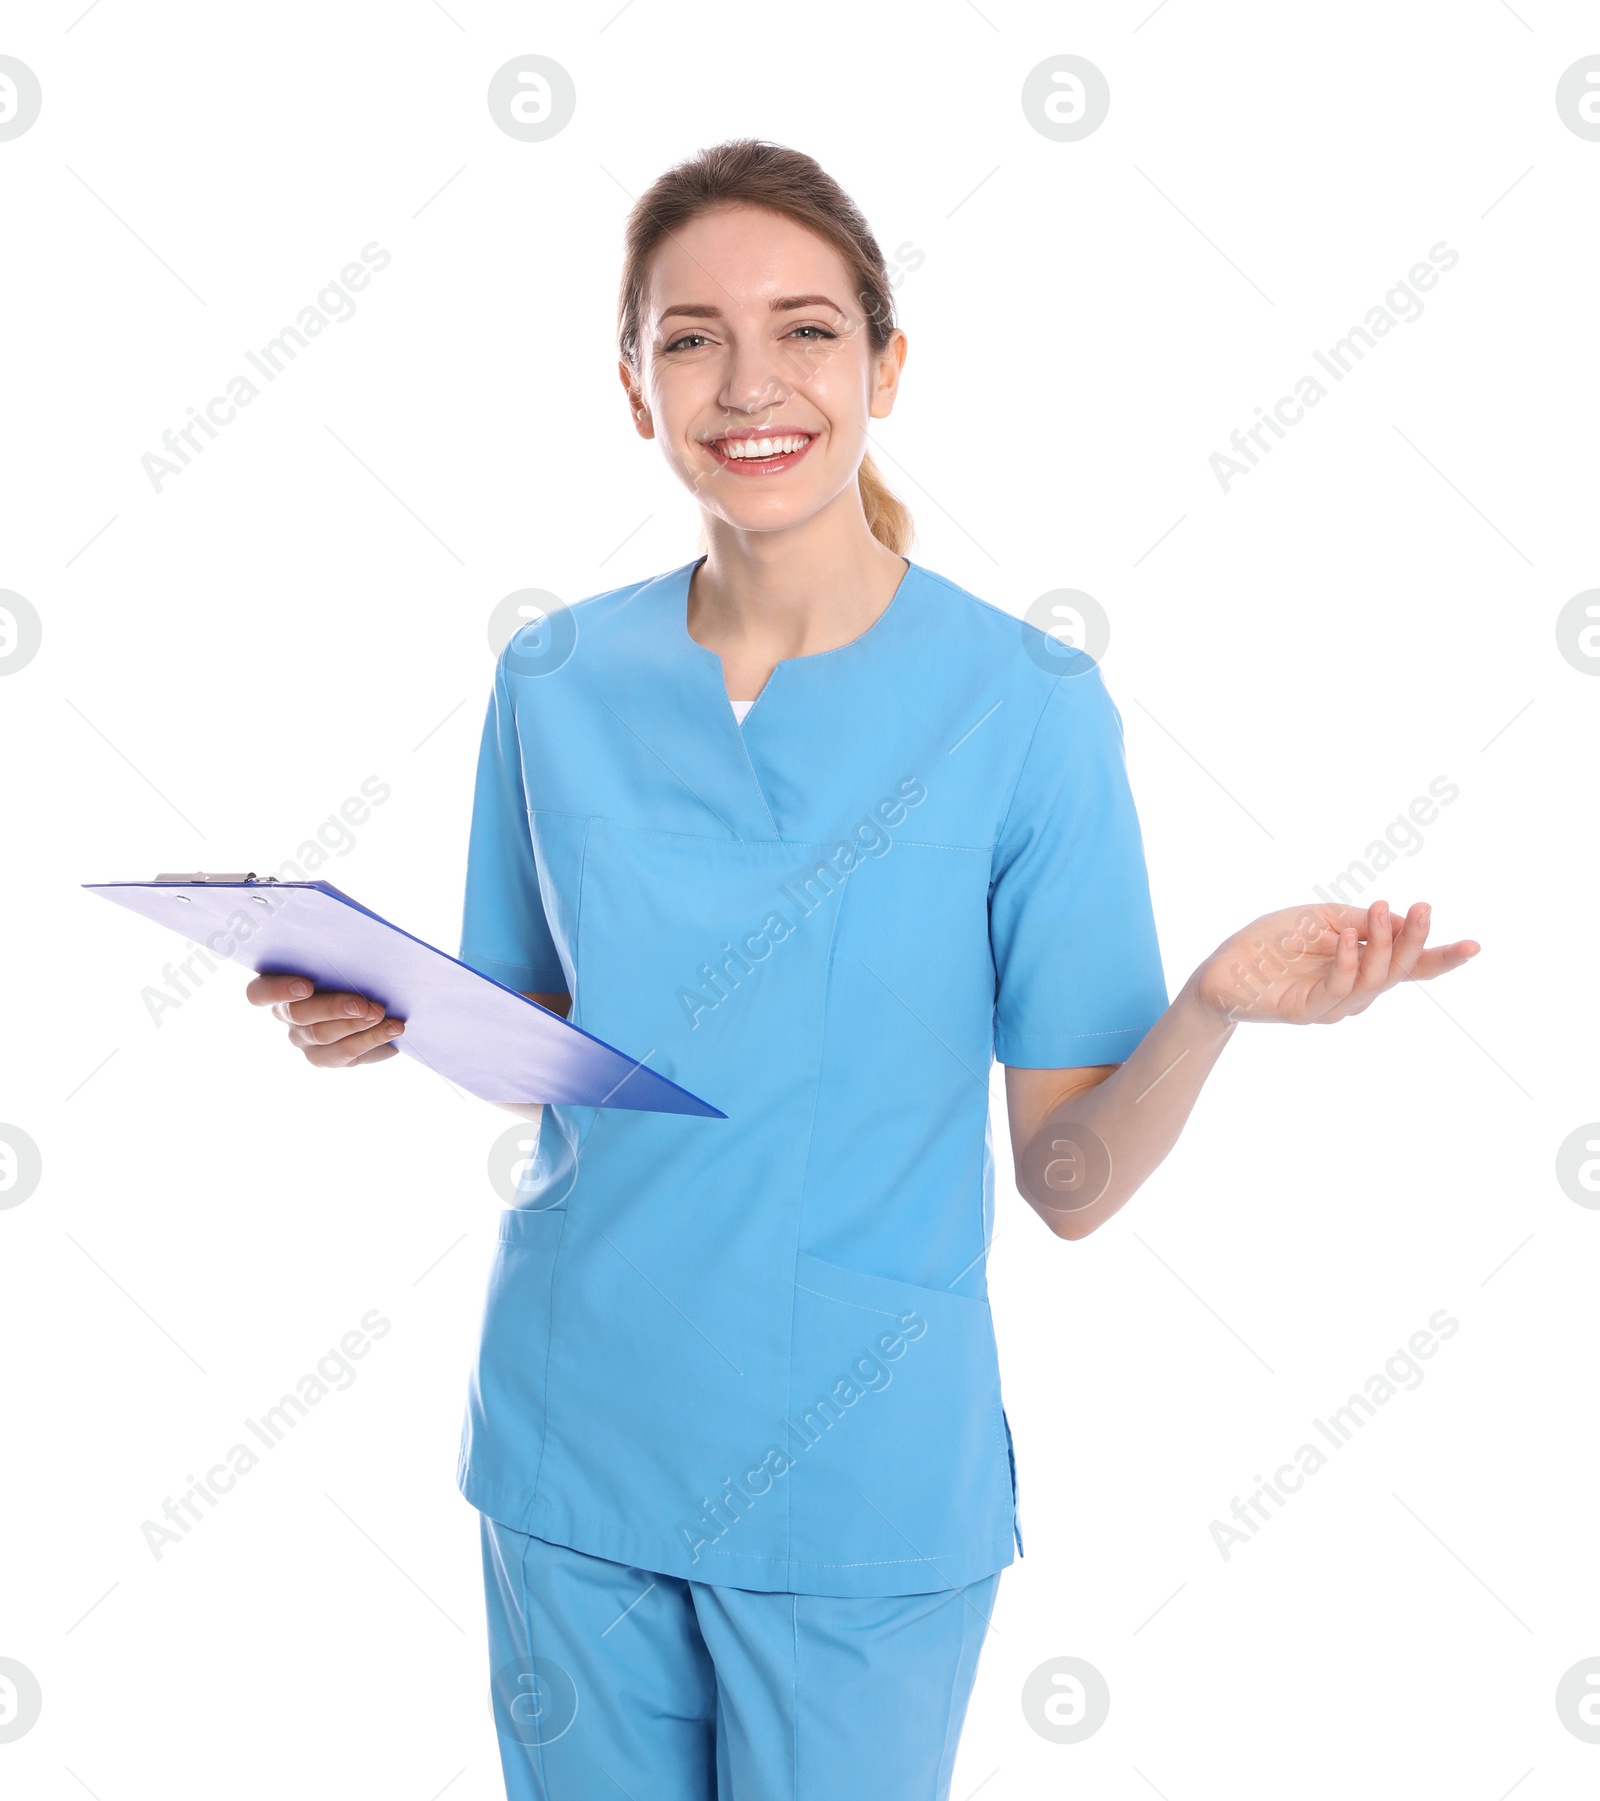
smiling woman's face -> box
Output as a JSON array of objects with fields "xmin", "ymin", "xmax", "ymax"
[{"xmin": 621, "ymin": 203, "xmax": 906, "ymax": 537}]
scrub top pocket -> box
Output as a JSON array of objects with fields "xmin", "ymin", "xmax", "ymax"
[{"xmin": 782, "ymin": 1252, "xmax": 1015, "ymax": 1591}]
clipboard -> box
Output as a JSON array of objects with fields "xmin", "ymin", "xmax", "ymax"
[{"xmin": 84, "ymin": 873, "xmax": 724, "ymax": 1118}]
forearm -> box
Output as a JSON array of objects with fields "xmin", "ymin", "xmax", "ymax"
[{"xmin": 1015, "ymin": 973, "xmax": 1235, "ymax": 1238}]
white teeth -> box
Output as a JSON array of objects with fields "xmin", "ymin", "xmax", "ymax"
[{"xmin": 714, "ymin": 434, "xmax": 810, "ymax": 459}]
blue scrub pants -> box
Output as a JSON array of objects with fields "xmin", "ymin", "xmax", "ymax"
[{"xmin": 480, "ymin": 1513, "xmax": 998, "ymax": 1800}]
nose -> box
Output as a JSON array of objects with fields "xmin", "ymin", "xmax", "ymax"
[{"xmin": 717, "ymin": 336, "xmax": 792, "ymax": 421}]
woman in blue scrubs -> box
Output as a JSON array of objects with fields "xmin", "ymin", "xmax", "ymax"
[{"xmin": 250, "ymin": 140, "xmax": 1479, "ymax": 1799}]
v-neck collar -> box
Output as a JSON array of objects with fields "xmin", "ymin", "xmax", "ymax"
[
  {"xmin": 596, "ymin": 557, "xmax": 923, "ymax": 846},
  {"xmin": 675, "ymin": 553, "xmax": 917, "ymax": 725}
]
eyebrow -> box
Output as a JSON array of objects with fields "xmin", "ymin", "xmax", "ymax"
[{"xmin": 657, "ymin": 294, "xmax": 847, "ymax": 324}]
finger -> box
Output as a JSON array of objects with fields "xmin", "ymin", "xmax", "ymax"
[
  {"xmin": 343, "ymin": 1042, "xmax": 402, "ymax": 1068},
  {"xmin": 300, "ymin": 1017, "xmax": 406, "ymax": 1067},
  {"xmin": 1386, "ymin": 903, "xmax": 1433, "ymax": 981},
  {"xmin": 1316, "ymin": 926, "xmax": 1363, "ymax": 1009},
  {"xmin": 1351, "ymin": 901, "xmax": 1395, "ymax": 992},
  {"xmin": 272, "ymin": 992, "xmax": 386, "ymax": 1028},
  {"xmin": 288, "ymin": 1010, "xmax": 399, "ymax": 1049},
  {"xmin": 246, "ymin": 972, "xmax": 315, "ymax": 1008},
  {"xmin": 1406, "ymin": 940, "xmax": 1480, "ymax": 981}
]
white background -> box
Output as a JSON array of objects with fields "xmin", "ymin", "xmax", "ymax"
[{"xmin": 2, "ymin": 2, "xmax": 1596, "ymax": 1796}]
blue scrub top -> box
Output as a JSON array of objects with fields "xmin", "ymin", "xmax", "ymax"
[{"xmin": 456, "ymin": 557, "xmax": 1167, "ymax": 1597}]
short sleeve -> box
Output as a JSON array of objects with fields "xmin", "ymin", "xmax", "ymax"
[
  {"xmin": 459, "ymin": 654, "xmax": 567, "ymax": 994},
  {"xmin": 990, "ymin": 661, "xmax": 1167, "ymax": 1067}
]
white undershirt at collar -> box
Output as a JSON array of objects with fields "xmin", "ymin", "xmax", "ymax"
[{"xmin": 729, "ymin": 698, "xmax": 755, "ymax": 725}]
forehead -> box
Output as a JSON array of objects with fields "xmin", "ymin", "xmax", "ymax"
[{"xmin": 643, "ymin": 204, "xmax": 855, "ymax": 318}]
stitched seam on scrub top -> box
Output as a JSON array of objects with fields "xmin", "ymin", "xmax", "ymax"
[
  {"xmin": 527, "ymin": 1207, "xmax": 569, "ymax": 1517},
  {"xmin": 472, "ymin": 955, "xmax": 550, "ymax": 976},
  {"xmin": 778, "ymin": 870, "xmax": 851, "ymax": 1576},
  {"xmin": 989, "ymin": 1396, "xmax": 1010, "ymax": 1507},
  {"xmin": 869, "ymin": 836, "xmax": 989, "ymax": 854},
  {"xmin": 915, "ymin": 563, "xmax": 1105, "ymax": 678},
  {"xmin": 692, "ymin": 1546, "xmax": 966, "ymax": 1567},
  {"xmin": 543, "ymin": 818, "xmax": 861, "ymax": 851},
  {"xmin": 731, "ymin": 708, "xmax": 781, "ymax": 839},
  {"xmin": 567, "ymin": 815, "xmax": 593, "ymax": 1026},
  {"xmin": 998, "ymin": 1026, "xmax": 1151, "ymax": 1063},
  {"xmin": 988, "ymin": 679, "xmax": 1062, "ymax": 880},
  {"xmin": 546, "ymin": 815, "xmax": 787, "ymax": 848},
  {"xmin": 523, "ymin": 825, "xmax": 585, "ymax": 1514},
  {"xmin": 531, "ymin": 814, "xmax": 992, "ymax": 855},
  {"xmin": 911, "ymin": 562, "xmax": 1033, "ymax": 634},
  {"xmin": 793, "ymin": 1282, "xmax": 956, "ymax": 1318}
]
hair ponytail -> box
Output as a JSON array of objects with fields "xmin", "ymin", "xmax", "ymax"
[{"xmin": 856, "ymin": 449, "xmax": 912, "ymax": 556}]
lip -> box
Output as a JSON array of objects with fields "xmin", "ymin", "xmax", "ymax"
[{"xmin": 700, "ymin": 428, "xmax": 818, "ymax": 477}]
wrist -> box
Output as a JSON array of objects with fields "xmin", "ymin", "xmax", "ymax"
[{"xmin": 1178, "ymin": 963, "xmax": 1241, "ymax": 1037}]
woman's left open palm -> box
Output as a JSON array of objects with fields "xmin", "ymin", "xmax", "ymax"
[{"xmin": 1197, "ymin": 901, "xmax": 1480, "ymax": 1026}]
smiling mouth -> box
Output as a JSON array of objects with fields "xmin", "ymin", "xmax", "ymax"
[{"xmin": 702, "ymin": 431, "xmax": 817, "ymax": 475}]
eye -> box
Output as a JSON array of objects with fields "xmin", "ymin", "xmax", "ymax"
[
  {"xmin": 663, "ymin": 332, "xmax": 712, "ymax": 353},
  {"xmin": 787, "ymin": 324, "xmax": 838, "ymax": 341}
]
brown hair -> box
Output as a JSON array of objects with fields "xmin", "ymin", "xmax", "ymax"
[{"xmin": 617, "ymin": 139, "xmax": 913, "ymax": 556}]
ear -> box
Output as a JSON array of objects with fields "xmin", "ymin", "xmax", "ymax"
[
  {"xmin": 868, "ymin": 330, "xmax": 908, "ymax": 421},
  {"xmin": 618, "ymin": 358, "xmax": 655, "ymax": 440}
]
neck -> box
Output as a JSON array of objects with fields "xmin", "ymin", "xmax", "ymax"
[{"xmin": 689, "ymin": 488, "xmax": 907, "ymax": 670}]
